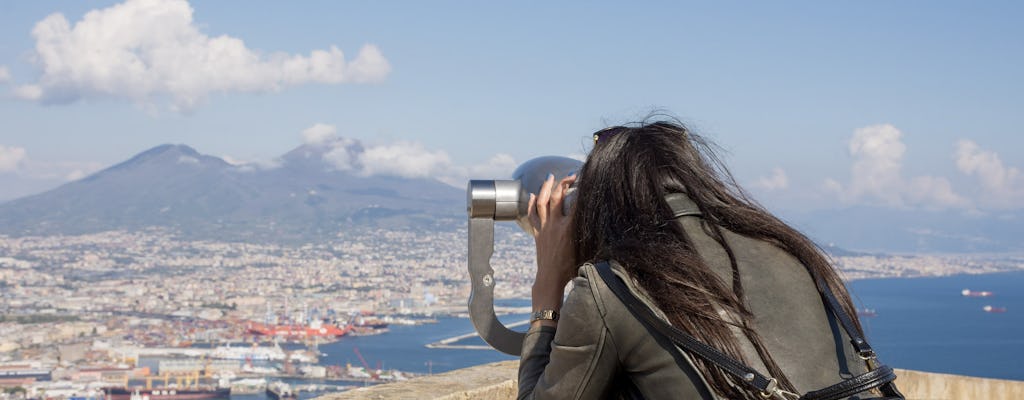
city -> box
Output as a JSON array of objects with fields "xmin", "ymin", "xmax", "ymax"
[
  {"xmin": 0, "ymin": 225, "xmax": 540, "ymax": 399},
  {"xmin": 2, "ymin": 226, "xmax": 1022, "ymax": 398}
]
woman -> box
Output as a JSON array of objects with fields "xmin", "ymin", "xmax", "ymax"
[{"xmin": 519, "ymin": 120, "xmax": 886, "ymax": 399}]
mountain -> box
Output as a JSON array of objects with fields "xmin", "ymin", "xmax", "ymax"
[
  {"xmin": 2, "ymin": 141, "xmax": 1021, "ymax": 253},
  {"xmin": 786, "ymin": 206, "xmax": 1024, "ymax": 253},
  {"xmin": 0, "ymin": 141, "xmax": 464, "ymax": 242}
]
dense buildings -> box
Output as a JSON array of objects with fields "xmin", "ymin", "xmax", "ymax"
[{"xmin": 0, "ymin": 227, "xmax": 1022, "ymax": 398}]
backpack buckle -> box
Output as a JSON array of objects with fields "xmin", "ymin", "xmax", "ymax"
[
  {"xmin": 859, "ymin": 349, "xmax": 880, "ymax": 370},
  {"xmin": 758, "ymin": 378, "xmax": 799, "ymax": 400}
]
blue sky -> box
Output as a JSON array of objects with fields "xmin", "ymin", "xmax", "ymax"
[{"xmin": 0, "ymin": 1, "xmax": 1021, "ymax": 213}]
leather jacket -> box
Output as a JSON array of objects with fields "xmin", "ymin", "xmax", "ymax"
[{"xmin": 518, "ymin": 194, "xmax": 870, "ymax": 399}]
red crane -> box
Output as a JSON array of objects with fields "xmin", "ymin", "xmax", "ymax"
[{"xmin": 352, "ymin": 346, "xmax": 378, "ymax": 378}]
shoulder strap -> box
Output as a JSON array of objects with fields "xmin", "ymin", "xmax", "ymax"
[
  {"xmin": 593, "ymin": 261, "xmax": 903, "ymax": 400},
  {"xmin": 665, "ymin": 193, "xmax": 702, "ymax": 218},
  {"xmin": 593, "ymin": 261, "xmax": 782, "ymax": 397}
]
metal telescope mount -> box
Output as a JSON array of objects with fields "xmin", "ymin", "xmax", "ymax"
[{"xmin": 465, "ymin": 156, "xmax": 582, "ymax": 356}]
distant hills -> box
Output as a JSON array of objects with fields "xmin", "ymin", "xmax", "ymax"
[
  {"xmin": 1, "ymin": 142, "xmax": 1021, "ymax": 253},
  {"xmin": 0, "ymin": 140, "xmax": 464, "ymax": 242},
  {"xmin": 786, "ymin": 207, "xmax": 1024, "ymax": 254}
]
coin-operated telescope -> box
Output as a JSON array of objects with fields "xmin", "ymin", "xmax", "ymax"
[{"xmin": 466, "ymin": 156, "xmax": 582, "ymax": 355}]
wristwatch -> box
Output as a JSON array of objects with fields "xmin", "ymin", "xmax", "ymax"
[{"xmin": 530, "ymin": 309, "xmax": 559, "ymax": 323}]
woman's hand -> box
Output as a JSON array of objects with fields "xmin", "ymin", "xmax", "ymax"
[{"xmin": 527, "ymin": 173, "xmax": 577, "ymax": 327}]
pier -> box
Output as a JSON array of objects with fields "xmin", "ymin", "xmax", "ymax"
[{"xmin": 425, "ymin": 319, "xmax": 530, "ymax": 350}]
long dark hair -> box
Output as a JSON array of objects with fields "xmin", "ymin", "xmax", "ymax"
[{"xmin": 572, "ymin": 119, "xmax": 862, "ymax": 399}]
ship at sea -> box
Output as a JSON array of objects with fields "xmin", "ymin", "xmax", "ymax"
[
  {"xmin": 103, "ymin": 387, "xmax": 230, "ymax": 400},
  {"xmin": 210, "ymin": 343, "xmax": 286, "ymax": 361},
  {"xmin": 247, "ymin": 304, "xmax": 354, "ymax": 342},
  {"xmin": 349, "ymin": 314, "xmax": 390, "ymax": 336},
  {"xmin": 265, "ymin": 382, "xmax": 297, "ymax": 400},
  {"xmin": 961, "ymin": 288, "xmax": 993, "ymax": 297},
  {"xmin": 983, "ymin": 305, "xmax": 1007, "ymax": 313}
]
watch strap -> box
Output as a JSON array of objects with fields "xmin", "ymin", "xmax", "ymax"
[{"xmin": 530, "ymin": 309, "xmax": 559, "ymax": 323}]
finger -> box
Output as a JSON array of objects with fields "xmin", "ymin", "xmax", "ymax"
[
  {"xmin": 552, "ymin": 175, "xmax": 577, "ymax": 218},
  {"xmin": 527, "ymin": 193, "xmax": 540, "ymax": 236},
  {"xmin": 550, "ymin": 175, "xmax": 567, "ymax": 218},
  {"xmin": 557, "ymin": 175, "xmax": 576, "ymax": 197},
  {"xmin": 536, "ymin": 173, "xmax": 554, "ymax": 224}
]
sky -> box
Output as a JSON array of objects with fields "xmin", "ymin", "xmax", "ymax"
[{"xmin": 0, "ymin": 0, "xmax": 1022, "ymax": 215}]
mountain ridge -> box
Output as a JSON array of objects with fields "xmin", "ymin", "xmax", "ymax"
[
  {"xmin": 0, "ymin": 141, "xmax": 464, "ymax": 242},
  {"xmin": 1, "ymin": 142, "xmax": 1021, "ymax": 253}
]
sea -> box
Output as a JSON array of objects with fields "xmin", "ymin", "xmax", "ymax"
[
  {"xmin": 848, "ymin": 270, "xmax": 1024, "ymax": 381},
  {"xmin": 228, "ymin": 271, "xmax": 1024, "ymax": 399},
  {"xmin": 313, "ymin": 272, "xmax": 1024, "ymax": 381}
]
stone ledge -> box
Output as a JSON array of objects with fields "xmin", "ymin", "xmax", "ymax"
[
  {"xmin": 319, "ymin": 361, "xmax": 1024, "ymax": 400},
  {"xmin": 319, "ymin": 360, "xmax": 518, "ymax": 400},
  {"xmin": 893, "ymin": 368, "xmax": 1024, "ymax": 400}
]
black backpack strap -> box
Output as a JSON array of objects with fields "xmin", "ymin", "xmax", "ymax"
[
  {"xmin": 809, "ymin": 273, "xmax": 875, "ymax": 359},
  {"xmin": 801, "ymin": 365, "xmax": 897, "ymax": 400},
  {"xmin": 665, "ymin": 193, "xmax": 702, "ymax": 218},
  {"xmin": 593, "ymin": 261, "xmax": 785, "ymax": 397},
  {"xmin": 593, "ymin": 261, "xmax": 904, "ymax": 400},
  {"xmin": 808, "ymin": 277, "xmax": 905, "ymax": 399}
]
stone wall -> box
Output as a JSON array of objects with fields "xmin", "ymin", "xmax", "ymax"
[
  {"xmin": 320, "ymin": 362, "xmax": 1024, "ymax": 400},
  {"xmin": 893, "ymin": 368, "xmax": 1024, "ymax": 400},
  {"xmin": 323, "ymin": 361, "xmax": 518, "ymax": 400}
]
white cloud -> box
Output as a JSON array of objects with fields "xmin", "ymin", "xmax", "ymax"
[
  {"xmin": 955, "ymin": 139, "xmax": 1023, "ymax": 209},
  {"xmin": 16, "ymin": 0, "xmax": 390, "ymax": 110},
  {"xmin": 322, "ymin": 138, "xmax": 360, "ymax": 172},
  {"xmin": 65, "ymin": 169, "xmax": 89, "ymax": 181},
  {"xmin": 906, "ymin": 176, "xmax": 969, "ymax": 209},
  {"xmin": 13, "ymin": 84, "xmax": 43, "ymax": 100},
  {"xmin": 360, "ymin": 141, "xmax": 454, "ymax": 179},
  {"xmin": 826, "ymin": 124, "xmax": 969, "ymax": 209},
  {"xmin": 822, "ymin": 177, "xmax": 843, "ymax": 195},
  {"xmin": 467, "ymin": 153, "xmax": 518, "ymax": 180},
  {"xmin": 302, "ymin": 123, "xmax": 339, "ymax": 145},
  {"xmin": 0, "ymin": 146, "xmax": 28, "ymax": 172},
  {"xmin": 755, "ymin": 167, "xmax": 789, "ymax": 191},
  {"xmin": 28, "ymin": 160, "xmax": 104, "ymax": 181},
  {"xmin": 220, "ymin": 155, "xmax": 246, "ymax": 166},
  {"xmin": 432, "ymin": 153, "xmax": 521, "ymax": 186},
  {"xmin": 296, "ymin": 123, "xmax": 518, "ymax": 185},
  {"xmin": 846, "ymin": 124, "xmax": 905, "ymax": 206},
  {"xmin": 0, "ymin": 66, "xmax": 10, "ymax": 84}
]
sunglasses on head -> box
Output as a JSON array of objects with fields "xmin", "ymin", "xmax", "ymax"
[{"xmin": 593, "ymin": 127, "xmax": 625, "ymax": 145}]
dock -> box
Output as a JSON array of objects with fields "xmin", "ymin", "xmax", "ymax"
[{"xmin": 425, "ymin": 319, "xmax": 530, "ymax": 350}]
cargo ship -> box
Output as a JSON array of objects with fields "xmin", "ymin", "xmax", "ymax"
[
  {"xmin": 103, "ymin": 387, "xmax": 230, "ymax": 400},
  {"xmin": 246, "ymin": 319, "xmax": 351, "ymax": 341},
  {"xmin": 983, "ymin": 305, "xmax": 1007, "ymax": 313},
  {"xmin": 961, "ymin": 289, "xmax": 993, "ymax": 297},
  {"xmin": 350, "ymin": 315, "xmax": 390, "ymax": 336},
  {"xmin": 210, "ymin": 343, "xmax": 286, "ymax": 361}
]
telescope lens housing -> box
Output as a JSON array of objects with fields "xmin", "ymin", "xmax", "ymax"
[{"xmin": 464, "ymin": 155, "xmax": 584, "ymax": 355}]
